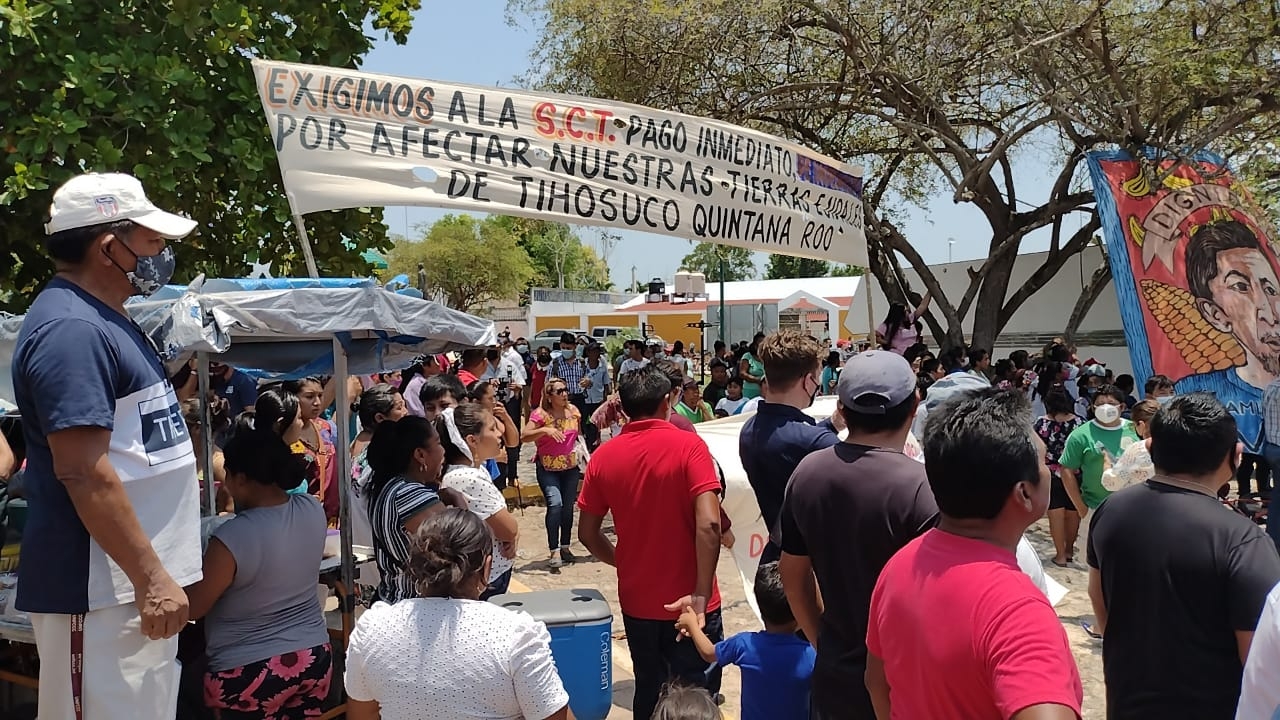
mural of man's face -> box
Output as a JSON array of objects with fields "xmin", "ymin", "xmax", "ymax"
[{"xmin": 1199, "ymin": 247, "xmax": 1280, "ymax": 374}]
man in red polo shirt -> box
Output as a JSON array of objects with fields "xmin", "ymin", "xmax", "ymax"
[
  {"xmin": 455, "ymin": 347, "xmax": 487, "ymax": 386},
  {"xmin": 577, "ymin": 363, "xmax": 724, "ymax": 720}
]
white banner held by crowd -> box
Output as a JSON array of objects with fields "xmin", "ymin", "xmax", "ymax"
[{"xmin": 251, "ymin": 59, "xmax": 867, "ymax": 266}]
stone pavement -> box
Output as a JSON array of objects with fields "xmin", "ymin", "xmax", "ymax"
[
  {"xmin": 1027, "ymin": 519, "xmax": 1106, "ymax": 718},
  {"xmin": 506, "ymin": 504, "xmax": 752, "ymax": 719}
]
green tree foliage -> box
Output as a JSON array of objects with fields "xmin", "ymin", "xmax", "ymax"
[
  {"xmin": 387, "ymin": 215, "xmax": 535, "ymax": 311},
  {"xmin": 0, "ymin": 0, "xmax": 421, "ymax": 311},
  {"xmin": 830, "ymin": 264, "xmax": 865, "ymax": 278},
  {"xmin": 521, "ymin": 0, "xmax": 1280, "ymax": 349},
  {"xmin": 680, "ymin": 242, "xmax": 755, "ymax": 282},
  {"xmin": 490, "ymin": 216, "xmax": 613, "ymax": 292},
  {"xmin": 766, "ymin": 255, "xmax": 831, "ymax": 279}
]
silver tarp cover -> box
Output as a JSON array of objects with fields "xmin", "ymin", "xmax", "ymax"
[{"xmin": 0, "ymin": 278, "xmax": 497, "ymax": 411}]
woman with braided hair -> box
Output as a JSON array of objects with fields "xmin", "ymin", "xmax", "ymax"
[{"xmin": 344, "ymin": 509, "xmax": 570, "ymax": 720}]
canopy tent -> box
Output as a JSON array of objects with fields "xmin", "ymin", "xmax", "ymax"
[
  {"xmin": 0, "ymin": 278, "xmax": 496, "ymax": 680},
  {"xmin": 778, "ymin": 289, "xmax": 843, "ymax": 316},
  {"xmin": 0, "ymin": 276, "xmax": 497, "ymax": 409},
  {"xmin": 360, "ymin": 248, "xmax": 388, "ymax": 270}
]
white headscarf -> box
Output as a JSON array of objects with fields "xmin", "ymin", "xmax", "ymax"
[{"xmin": 439, "ymin": 406, "xmax": 473, "ymax": 462}]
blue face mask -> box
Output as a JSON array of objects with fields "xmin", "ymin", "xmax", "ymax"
[
  {"xmin": 108, "ymin": 241, "xmax": 175, "ymax": 297},
  {"xmin": 516, "ymin": 344, "xmax": 528, "ymax": 354},
  {"xmin": 562, "ymin": 347, "xmax": 577, "ymax": 359}
]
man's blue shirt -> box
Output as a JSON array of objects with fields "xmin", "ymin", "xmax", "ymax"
[
  {"xmin": 1175, "ymin": 368, "xmax": 1265, "ymax": 453},
  {"xmin": 739, "ymin": 401, "xmax": 838, "ymax": 534}
]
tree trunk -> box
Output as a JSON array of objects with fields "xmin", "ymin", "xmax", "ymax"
[
  {"xmin": 1064, "ymin": 263, "xmax": 1113, "ymax": 343},
  {"xmin": 969, "ymin": 251, "xmax": 1019, "ymax": 351}
]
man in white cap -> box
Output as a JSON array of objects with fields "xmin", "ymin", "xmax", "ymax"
[{"xmin": 11, "ymin": 173, "xmax": 201, "ymax": 719}]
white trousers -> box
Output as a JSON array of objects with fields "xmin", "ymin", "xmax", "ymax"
[{"xmin": 30, "ymin": 602, "xmax": 180, "ymax": 720}]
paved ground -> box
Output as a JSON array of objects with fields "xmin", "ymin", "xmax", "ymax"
[
  {"xmin": 503, "ymin": 447, "xmax": 750, "ymax": 719},
  {"xmin": 504, "ymin": 447, "xmax": 1108, "ymax": 719},
  {"xmin": 1026, "ymin": 520, "xmax": 1106, "ymax": 719}
]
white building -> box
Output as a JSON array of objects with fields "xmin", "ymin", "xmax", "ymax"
[{"xmin": 527, "ymin": 245, "xmax": 1130, "ymax": 373}]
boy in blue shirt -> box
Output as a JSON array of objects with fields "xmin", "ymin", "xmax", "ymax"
[{"xmin": 676, "ymin": 561, "xmax": 816, "ymax": 720}]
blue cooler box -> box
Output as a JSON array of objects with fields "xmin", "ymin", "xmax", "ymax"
[{"xmin": 489, "ymin": 588, "xmax": 613, "ymax": 720}]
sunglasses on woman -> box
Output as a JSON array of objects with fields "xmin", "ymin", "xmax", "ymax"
[{"xmin": 549, "ymin": 388, "xmax": 569, "ymax": 396}]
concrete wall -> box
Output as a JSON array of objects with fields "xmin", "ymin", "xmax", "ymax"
[
  {"xmin": 844, "ymin": 245, "xmax": 1118, "ymax": 338},
  {"xmin": 647, "ymin": 312, "xmax": 704, "ymax": 348},
  {"xmin": 840, "ymin": 246, "xmax": 1125, "ymax": 369},
  {"xmin": 587, "ymin": 313, "xmax": 641, "ymax": 332},
  {"xmin": 533, "ymin": 314, "xmax": 584, "ymax": 333}
]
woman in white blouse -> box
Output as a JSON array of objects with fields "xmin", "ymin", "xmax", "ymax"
[
  {"xmin": 345, "ymin": 508, "xmax": 570, "ymax": 720},
  {"xmin": 437, "ymin": 404, "xmax": 520, "ymax": 599},
  {"xmin": 1101, "ymin": 398, "xmax": 1159, "ymax": 492}
]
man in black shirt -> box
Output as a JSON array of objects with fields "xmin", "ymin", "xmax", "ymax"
[
  {"xmin": 1088, "ymin": 392, "xmax": 1280, "ymax": 719},
  {"xmin": 779, "ymin": 350, "xmax": 938, "ymax": 720}
]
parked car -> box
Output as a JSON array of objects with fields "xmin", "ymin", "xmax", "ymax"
[
  {"xmin": 590, "ymin": 326, "xmax": 632, "ymax": 340},
  {"xmin": 530, "ymin": 329, "xmax": 584, "ymax": 353}
]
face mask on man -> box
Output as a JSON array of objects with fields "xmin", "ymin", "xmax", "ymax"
[
  {"xmin": 107, "ymin": 241, "xmax": 176, "ymax": 297},
  {"xmin": 1156, "ymin": 394, "xmax": 1173, "ymax": 405},
  {"xmin": 561, "ymin": 347, "xmax": 577, "ymax": 359},
  {"xmin": 516, "ymin": 344, "xmax": 529, "ymax": 354},
  {"xmin": 1094, "ymin": 403, "xmax": 1121, "ymax": 425}
]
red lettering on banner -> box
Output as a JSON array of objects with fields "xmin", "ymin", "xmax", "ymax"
[{"xmin": 531, "ymin": 102, "xmax": 617, "ymax": 144}]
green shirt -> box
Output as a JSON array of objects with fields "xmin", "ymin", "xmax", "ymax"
[
  {"xmin": 741, "ymin": 353, "xmax": 764, "ymax": 398},
  {"xmin": 1058, "ymin": 420, "xmax": 1140, "ymax": 508},
  {"xmin": 674, "ymin": 401, "xmax": 711, "ymax": 424}
]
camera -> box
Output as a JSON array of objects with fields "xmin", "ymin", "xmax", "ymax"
[{"xmin": 496, "ymin": 369, "xmax": 514, "ymax": 403}]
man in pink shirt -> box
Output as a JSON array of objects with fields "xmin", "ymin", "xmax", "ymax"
[{"xmin": 866, "ymin": 387, "xmax": 1082, "ymax": 720}]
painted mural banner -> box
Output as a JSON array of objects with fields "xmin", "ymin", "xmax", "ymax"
[
  {"xmin": 251, "ymin": 59, "xmax": 867, "ymax": 266},
  {"xmin": 1088, "ymin": 149, "xmax": 1280, "ymax": 453}
]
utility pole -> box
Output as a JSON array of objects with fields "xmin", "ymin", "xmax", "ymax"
[
  {"xmin": 631, "ymin": 265, "xmax": 637, "ymax": 294},
  {"xmin": 718, "ymin": 257, "xmax": 727, "ymax": 345},
  {"xmin": 687, "ymin": 320, "xmax": 718, "ymax": 383}
]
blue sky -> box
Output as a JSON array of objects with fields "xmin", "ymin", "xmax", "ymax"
[{"xmin": 361, "ymin": 5, "xmax": 1075, "ymax": 287}]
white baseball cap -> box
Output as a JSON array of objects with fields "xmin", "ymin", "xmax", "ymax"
[{"xmin": 44, "ymin": 172, "xmax": 197, "ymax": 239}]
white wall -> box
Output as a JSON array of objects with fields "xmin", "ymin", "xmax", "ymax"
[
  {"xmin": 531, "ymin": 300, "xmax": 619, "ymax": 317},
  {"xmin": 846, "ymin": 246, "xmax": 1130, "ymax": 374},
  {"xmin": 846, "ymin": 246, "xmax": 1117, "ymax": 335}
]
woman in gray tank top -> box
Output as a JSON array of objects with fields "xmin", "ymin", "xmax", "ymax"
[{"xmin": 185, "ymin": 427, "xmax": 332, "ymax": 717}]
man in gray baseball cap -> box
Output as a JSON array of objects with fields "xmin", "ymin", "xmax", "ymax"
[
  {"xmin": 836, "ymin": 349, "xmax": 922, "ymax": 414},
  {"xmin": 779, "ymin": 350, "xmax": 939, "ymax": 720}
]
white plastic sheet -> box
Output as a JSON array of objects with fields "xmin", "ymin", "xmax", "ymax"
[
  {"xmin": 697, "ymin": 396, "xmax": 1065, "ymax": 624},
  {"xmin": 0, "ymin": 277, "xmax": 497, "ymax": 411}
]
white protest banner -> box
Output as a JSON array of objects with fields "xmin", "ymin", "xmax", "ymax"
[{"xmin": 251, "ymin": 59, "xmax": 867, "ymax": 266}]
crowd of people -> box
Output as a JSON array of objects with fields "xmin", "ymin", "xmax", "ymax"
[{"xmin": 10, "ymin": 172, "xmax": 1280, "ymax": 720}]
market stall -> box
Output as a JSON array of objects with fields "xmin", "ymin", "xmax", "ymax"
[{"xmin": 0, "ymin": 276, "xmax": 496, "ymax": 716}]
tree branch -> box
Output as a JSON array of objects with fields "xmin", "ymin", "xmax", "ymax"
[
  {"xmin": 1064, "ymin": 262, "xmax": 1113, "ymax": 342},
  {"xmin": 999, "ymin": 212, "xmax": 1102, "ymax": 326}
]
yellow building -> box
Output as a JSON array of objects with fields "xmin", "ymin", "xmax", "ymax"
[{"xmin": 528, "ymin": 277, "xmax": 864, "ymax": 351}]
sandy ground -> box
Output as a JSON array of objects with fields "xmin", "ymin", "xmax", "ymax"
[
  {"xmin": 504, "ymin": 449, "xmax": 1107, "ymax": 719},
  {"xmin": 1026, "ymin": 519, "xmax": 1107, "ymax": 719}
]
